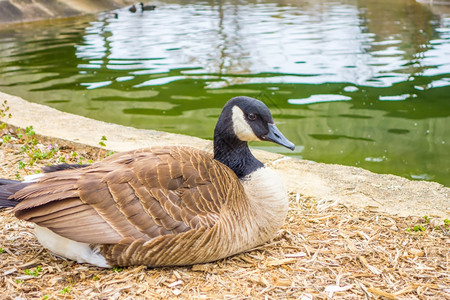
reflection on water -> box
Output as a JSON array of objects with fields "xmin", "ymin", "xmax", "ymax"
[{"xmin": 0, "ymin": 0, "xmax": 449, "ymax": 186}]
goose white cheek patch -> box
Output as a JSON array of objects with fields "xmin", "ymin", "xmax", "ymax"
[{"xmin": 231, "ymin": 106, "xmax": 260, "ymax": 141}]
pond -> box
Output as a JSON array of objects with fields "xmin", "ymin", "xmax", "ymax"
[{"xmin": 0, "ymin": 0, "xmax": 449, "ymax": 187}]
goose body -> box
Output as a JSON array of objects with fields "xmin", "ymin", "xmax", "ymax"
[
  {"xmin": 0, "ymin": 96, "xmax": 294, "ymax": 267},
  {"xmin": 140, "ymin": 3, "xmax": 156, "ymax": 11}
]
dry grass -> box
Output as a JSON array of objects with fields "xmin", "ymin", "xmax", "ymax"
[{"xmin": 0, "ymin": 131, "xmax": 449, "ymax": 299}]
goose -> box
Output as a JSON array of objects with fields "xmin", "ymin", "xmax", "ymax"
[
  {"xmin": 129, "ymin": 4, "xmax": 137, "ymax": 13},
  {"xmin": 140, "ymin": 3, "xmax": 156, "ymax": 11},
  {"xmin": 0, "ymin": 96, "xmax": 295, "ymax": 268}
]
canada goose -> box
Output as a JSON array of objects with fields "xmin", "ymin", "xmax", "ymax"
[
  {"xmin": 129, "ymin": 4, "xmax": 137, "ymax": 13},
  {"xmin": 140, "ymin": 2, "xmax": 156, "ymax": 10},
  {"xmin": 0, "ymin": 96, "xmax": 295, "ymax": 268}
]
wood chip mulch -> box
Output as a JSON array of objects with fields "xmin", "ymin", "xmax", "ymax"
[{"xmin": 0, "ymin": 127, "xmax": 449, "ymax": 299}]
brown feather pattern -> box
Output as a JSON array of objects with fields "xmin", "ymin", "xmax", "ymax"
[{"xmin": 12, "ymin": 146, "xmax": 252, "ymax": 266}]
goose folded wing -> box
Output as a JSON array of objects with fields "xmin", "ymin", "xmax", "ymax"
[{"xmin": 12, "ymin": 146, "xmax": 241, "ymax": 244}]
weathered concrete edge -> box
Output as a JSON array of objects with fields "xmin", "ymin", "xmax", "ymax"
[
  {"xmin": 1, "ymin": 91, "xmax": 449, "ymax": 220},
  {"xmin": 0, "ymin": 91, "xmax": 211, "ymax": 152},
  {"xmin": 0, "ymin": 0, "xmax": 134, "ymax": 26}
]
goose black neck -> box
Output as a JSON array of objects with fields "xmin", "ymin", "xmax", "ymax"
[{"xmin": 213, "ymin": 134, "xmax": 263, "ymax": 179}]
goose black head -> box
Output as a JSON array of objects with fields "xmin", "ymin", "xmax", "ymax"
[
  {"xmin": 215, "ymin": 96, "xmax": 295, "ymax": 150},
  {"xmin": 214, "ymin": 96, "xmax": 294, "ymax": 178}
]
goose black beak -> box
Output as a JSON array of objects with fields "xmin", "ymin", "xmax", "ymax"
[{"xmin": 261, "ymin": 123, "xmax": 295, "ymax": 151}]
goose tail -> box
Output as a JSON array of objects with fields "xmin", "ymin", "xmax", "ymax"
[
  {"xmin": 0, "ymin": 164, "xmax": 89, "ymax": 208},
  {"xmin": 0, "ymin": 179, "xmax": 30, "ymax": 208}
]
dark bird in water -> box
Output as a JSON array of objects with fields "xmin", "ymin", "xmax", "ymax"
[
  {"xmin": 0, "ymin": 96, "xmax": 295, "ymax": 268},
  {"xmin": 140, "ymin": 2, "xmax": 156, "ymax": 11},
  {"xmin": 129, "ymin": 4, "xmax": 137, "ymax": 13}
]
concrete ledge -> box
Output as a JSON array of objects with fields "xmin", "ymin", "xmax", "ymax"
[
  {"xmin": 0, "ymin": 91, "xmax": 449, "ymax": 220},
  {"xmin": 0, "ymin": 0, "xmax": 134, "ymax": 25}
]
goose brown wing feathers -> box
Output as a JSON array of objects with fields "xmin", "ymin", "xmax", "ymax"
[{"xmin": 13, "ymin": 146, "xmax": 242, "ymax": 244}]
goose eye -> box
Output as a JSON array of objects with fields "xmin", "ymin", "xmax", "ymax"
[{"xmin": 248, "ymin": 113, "xmax": 256, "ymax": 121}]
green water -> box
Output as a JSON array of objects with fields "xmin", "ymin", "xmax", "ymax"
[{"xmin": 0, "ymin": 0, "xmax": 449, "ymax": 186}]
